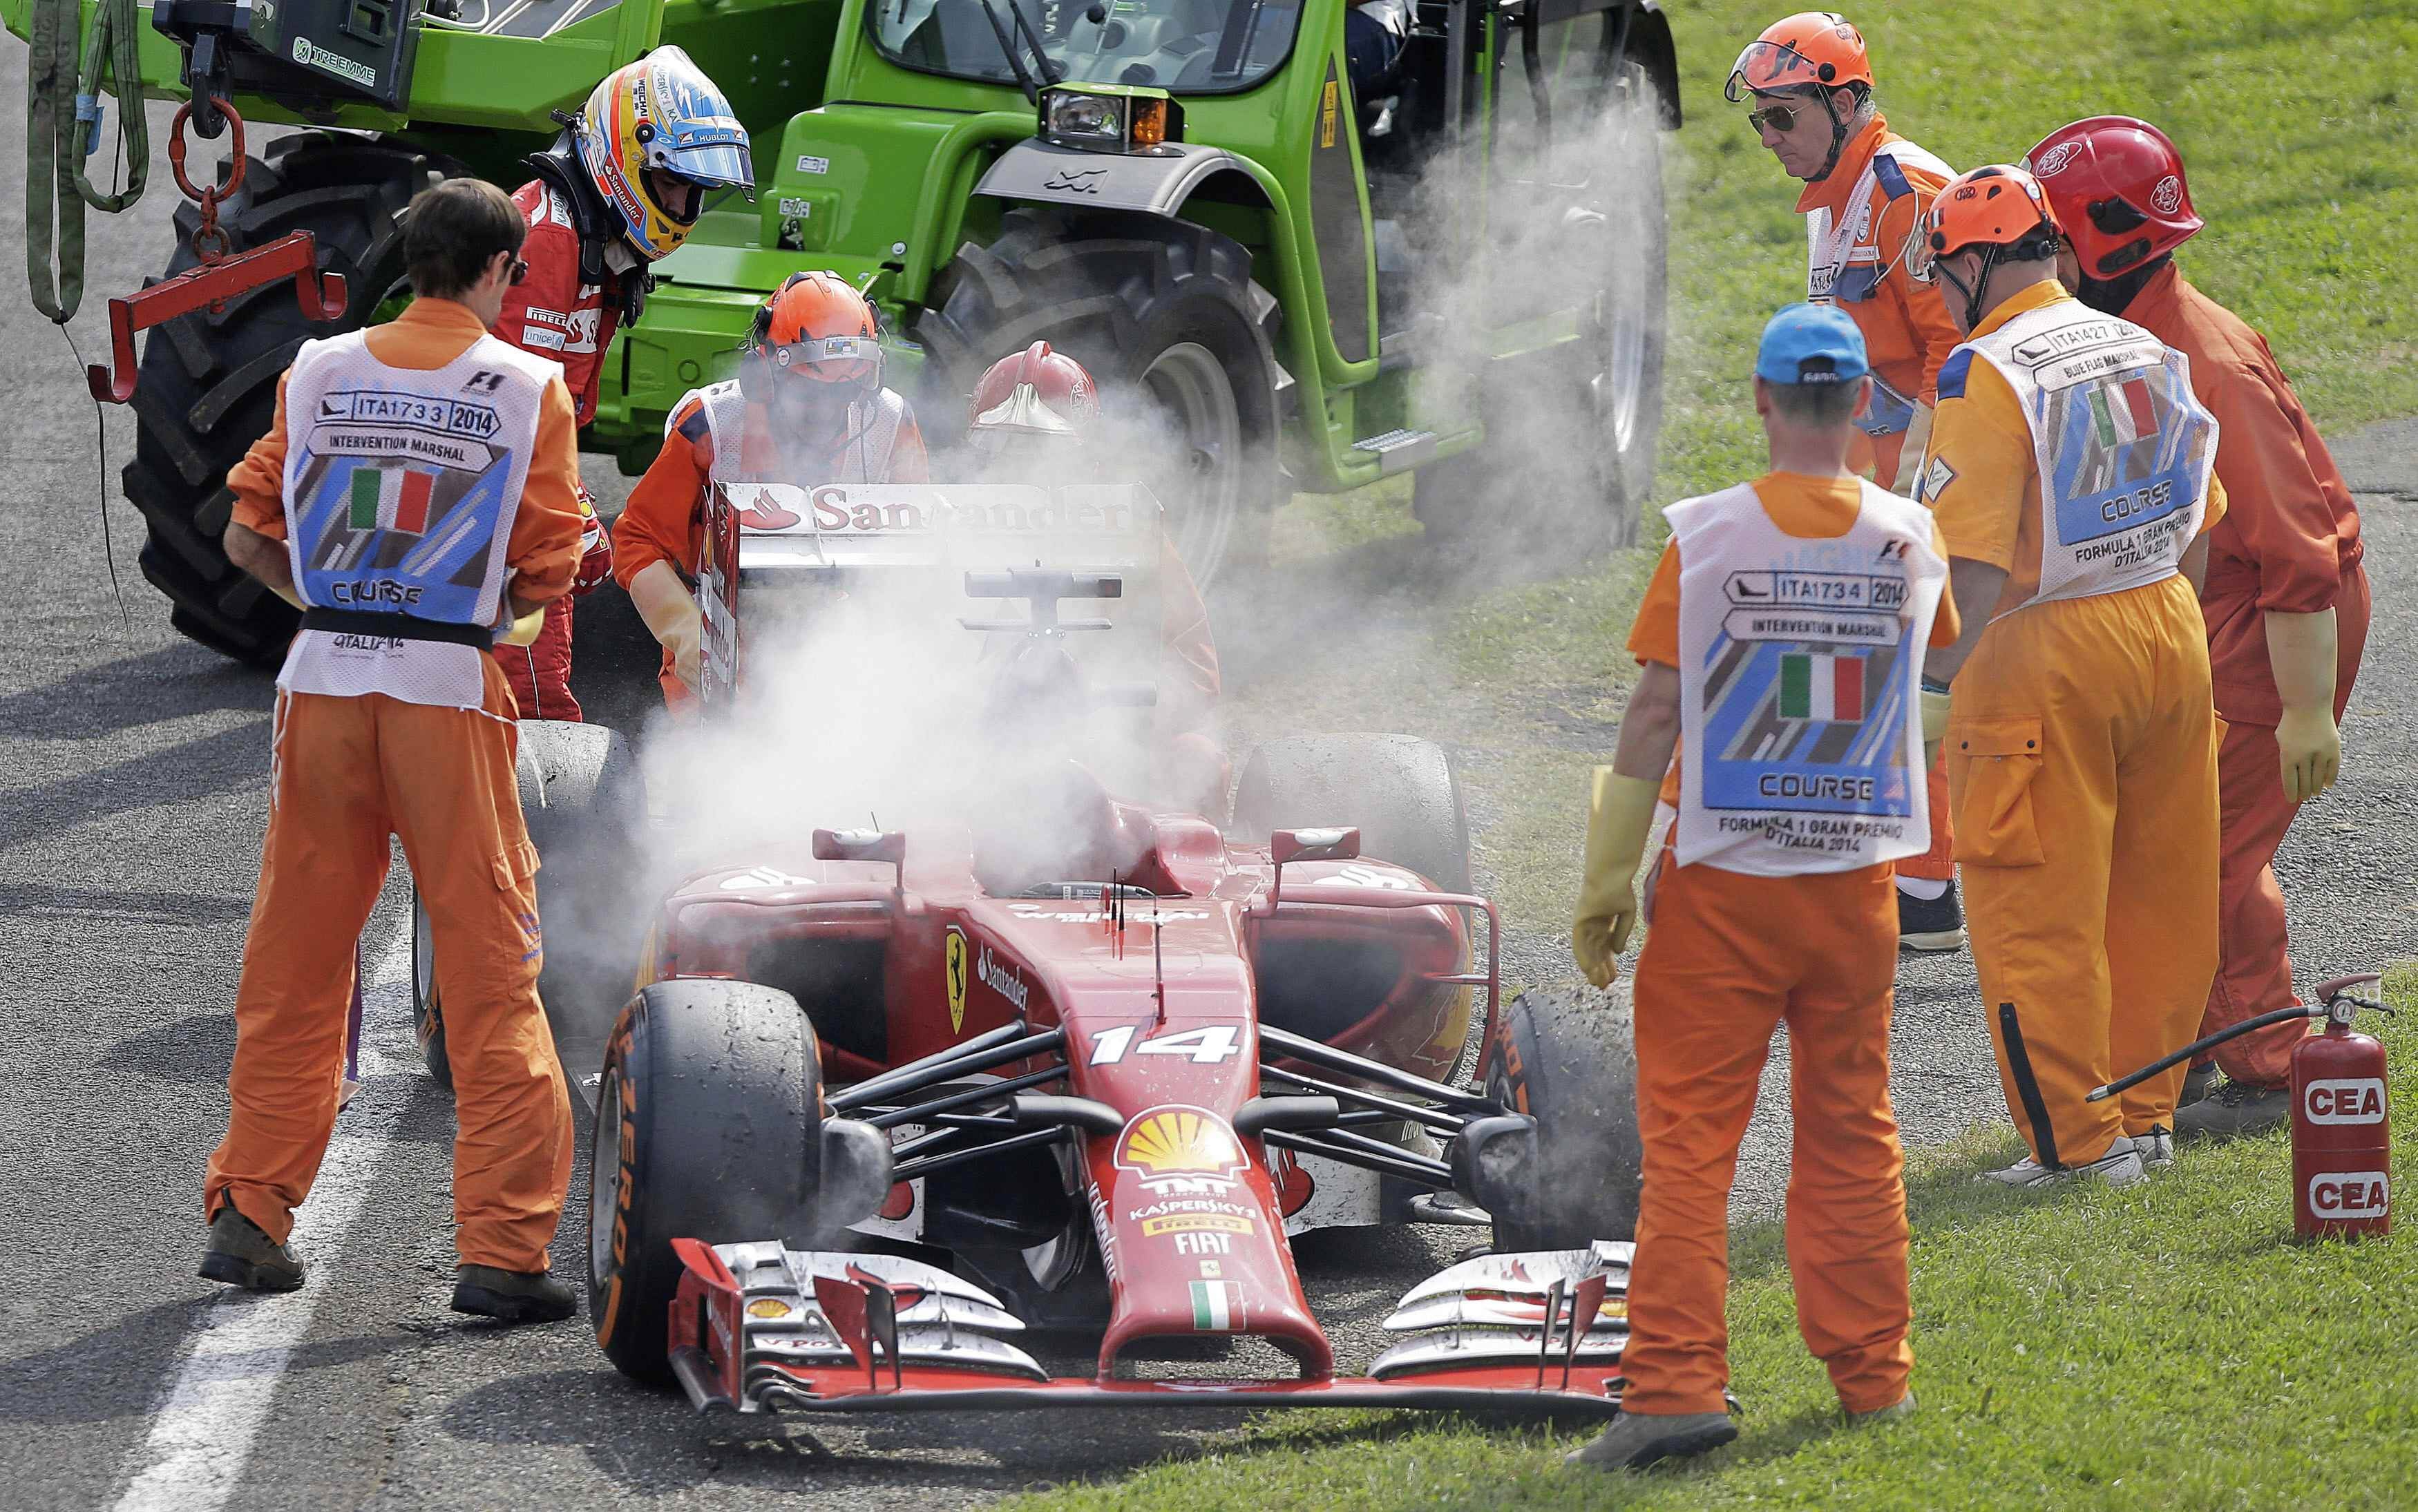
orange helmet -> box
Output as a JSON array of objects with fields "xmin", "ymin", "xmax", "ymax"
[
  {"xmin": 1908, "ymin": 164, "xmax": 2064, "ymax": 327},
  {"xmin": 1724, "ymin": 12, "xmax": 1872, "ymax": 103},
  {"xmin": 967, "ymin": 341, "xmax": 1099, "ymax": 447},
  {"xmin": 745, "ymin": 271, "xmax": 882, "ymax": 396}
]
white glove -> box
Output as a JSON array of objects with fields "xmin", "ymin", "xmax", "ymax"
[{"xmin": 629, "ymin": 559, "xmax": 705, "ymax": 689}]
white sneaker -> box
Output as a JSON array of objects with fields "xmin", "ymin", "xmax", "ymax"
[
  {"xmin": 1977, "ymin": 1137, "xmax": 2145, "ymax": 1189},
  {"xmin": 2135, "ymin": 1127, "xmax": 2174, "ymax": 1171}
]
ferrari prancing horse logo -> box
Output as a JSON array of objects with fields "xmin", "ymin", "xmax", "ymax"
[{"xmin": 944, "ymin": 926, "xmax": 969, "ymax": 1034}]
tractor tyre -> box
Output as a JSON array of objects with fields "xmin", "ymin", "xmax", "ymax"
[
  {"xmin": 589, "ymin": 979, "xmax": 826, "ymax": 1386},
  {"xmin": 410, "ymin": 720, "xmax": 646, "ymax": 1095},
  {"xmin": 1485, "ymin": 982, "xmax": 1643, "ymax": 1249},
  {"xmin": 1231, "ymin": 733, "xmax": 1471, "ymax": 894},
  {"xmin": 915, "ymin": 207, "xmax": 1286, "ymax": 583},
  {"xmin": 1414, "ymin": 53, "xmax": 1667, "ymax": 553},
  {"xmin": 123, "ymin": 133, "xmax": 455, "ymax": 666}
]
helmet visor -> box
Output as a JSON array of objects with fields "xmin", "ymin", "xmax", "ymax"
[
  {"xmin": 766, "ymin": 333, "xmax": 882, "ymax": 387},
  {"xmin": 1725, "ymin": 39, "xmax": 1830, "ymax": 102},
  {"xmin": 971, "ymin": 381, "xmax": 1083, "ymax": 441},
  {"xmin": 645, "ymin": 128, "xmax": 754, "ymax": 194}
]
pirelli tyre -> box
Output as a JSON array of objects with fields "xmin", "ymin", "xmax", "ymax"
[
  {"xmin": 1485, "ymin": 982, "xmax": 1644, "ymax": 1248},
  {"xmin": 589, "ymin": 979, "xmax": 826, "ymax": 1385},
  {"xmin": 915, "ymin": 207, "xmax": 1286, "ymax": 583},
  {"xmin": 123, "ymin": 134, "xmax": 455, "ymax": 665},
  {"xmin": 412, "ymin": 719, "xmax": 646, "ymax": 1095},
  {"xmin": 1413, "ymin": 50, "xmax": 1667, "ymax": 552},
  {"xmin": 1230, "ymin": 733, "xmax": 1471, "ymax": 894}
]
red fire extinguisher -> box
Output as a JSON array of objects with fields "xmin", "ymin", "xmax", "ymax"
[{"xmin": 2091, "ymin": 973, "xmax": 2394, "ymax": 1240}]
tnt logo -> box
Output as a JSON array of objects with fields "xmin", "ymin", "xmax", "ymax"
[
  {"xmin": 2309, "ymin": 1171, "xmax": 2389, "ymax": 1218},
  {"xmin": 2304, "ymin": 1078, "xmax": 2387, "ymax": 1125}
]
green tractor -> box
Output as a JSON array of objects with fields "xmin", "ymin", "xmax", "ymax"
[{"xmin": 13, "ymin": 0, "xmax": 1677, "ymax": 665}]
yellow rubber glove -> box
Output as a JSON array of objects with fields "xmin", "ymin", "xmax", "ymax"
[
  {"xmin": 1920, "ymin": 682, "xmax": 1952, "ymax": 767},
  {"xmin": 1898, "ymin": 403, "xmax": 1935, "ymax": 496},
  {"xmin": 2266, "ymin": 608, "xmax": 2341, "ymax": 803},
  {"xmin": 499, "ymin": 606, "xmax": 547, "ymax": 647},
  {"xmin": 629, "ymin": 559, "xmax": 705, "ymax": 690},
  {"xmin": 1572, "ymin": 767, "xmax": 1662, "ymax": 988}
]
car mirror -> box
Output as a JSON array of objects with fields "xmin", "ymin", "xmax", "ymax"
[
  {"xmin": 814, "ymin": 827, "xmax": 907, "ymax": 865},
  {"xmin": 1270, "ymin": 827, "xmax": 1360, "ymax": 867}
]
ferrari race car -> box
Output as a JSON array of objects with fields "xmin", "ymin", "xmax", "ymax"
[{"xmin": 446, "ymin": 481, "xmax": 1648, "ymax": 1417}]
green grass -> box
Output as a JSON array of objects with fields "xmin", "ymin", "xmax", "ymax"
[
  {"xmin": 1006, "ymin": 982, "xmax": 2418, "ymax": 1511},
  {"xmin": 1266, "ymin": 0, "xmax": 2418, "ymax": 942}
]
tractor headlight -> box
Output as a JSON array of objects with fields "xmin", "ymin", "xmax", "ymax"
[{"xmin": 1040, "ymin": 85, "xmax": 1180, "ymax": 154}]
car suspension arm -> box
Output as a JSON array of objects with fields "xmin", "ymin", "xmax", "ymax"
[
  {"xmin": 1259, "ymin": 1024, "xmax": 1499, "ymax": 1117},
  {"xmin": 829, "ymin": 1024, "xmax": 1065, "ymax": 1113},
  {"xmin": 1262, "ymin": 1128, "xmax": 1455, "ymax": 1188}
]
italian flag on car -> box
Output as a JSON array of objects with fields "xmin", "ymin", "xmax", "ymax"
[
  {"xmin": 2089, "ymin": 375, "xmax": 2160, "ymax": 448},
  {"xmin": 1780, "ymin": 652, "xmax": 1865, "ymax": 722},
  {"xmin": 1190, "ymin": 1280, "xmax": 1242, "ymax": 1330},
  {"xmin": 348, "ymin": 465, "xmax": 435, "ymax": 535}
]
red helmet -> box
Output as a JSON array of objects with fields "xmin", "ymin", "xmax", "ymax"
[
  {"xmin": 2024, "ymin": 116, "xmax": 2202, "ymax": 280},
  {"xmin": 967, "ymin": 341, "xmax": 1099, "ymax": 446}
]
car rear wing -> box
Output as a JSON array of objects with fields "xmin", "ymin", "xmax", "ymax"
[{"xmin": 695, "ymin": 481, "xmax": 1165, "ymax": 711}]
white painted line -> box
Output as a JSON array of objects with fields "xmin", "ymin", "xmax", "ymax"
[{"xmin": 113, "ymin": 910, "xmax": 416, "ymax": 1512}]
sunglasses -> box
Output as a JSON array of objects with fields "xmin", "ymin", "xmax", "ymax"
[
  {"xmin": 1746, "ymin": 102, "xmax": 1806, "ymax": 134},
  {"xmin": 494, "ymin": 251, "xmax": 529, "ymax": 285}
]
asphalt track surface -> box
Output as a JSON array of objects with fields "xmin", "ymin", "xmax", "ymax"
[{"xmin": 3, "ymin": 84, "xmax": 2412, "ymax": 1510}]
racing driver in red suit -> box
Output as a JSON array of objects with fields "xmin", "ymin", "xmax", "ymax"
[{"xmin": 489, "ymin": 46, "xmax": 754, "ymax": 720}]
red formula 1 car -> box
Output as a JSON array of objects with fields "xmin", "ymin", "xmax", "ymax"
[{"xmin": 575, "ymin": 483, "xmax": 1645, "ymax": 1419}]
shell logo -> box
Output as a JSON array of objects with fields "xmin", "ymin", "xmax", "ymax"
[{"xmin": 1115, "ymin": 1106, "xmax": 1244, "ymax": 1178}]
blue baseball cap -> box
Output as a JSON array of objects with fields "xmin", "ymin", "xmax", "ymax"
[{"xmin": 1755, "ymin": 303, "xmax": 1870, "ymax": 386}]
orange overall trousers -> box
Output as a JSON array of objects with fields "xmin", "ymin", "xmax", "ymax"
[
  {"xmin": 204, "ymin": 660, "xmax": 573, "ymax": 1272},
  {"xmin": 1622, "ymin": 855, "xmax": 1912, "ymax": 1416}
]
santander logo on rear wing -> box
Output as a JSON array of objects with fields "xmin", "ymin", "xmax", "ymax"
[{"xmin": 696, "ymin": 482, "xmax": 1165, "ymax": 707}]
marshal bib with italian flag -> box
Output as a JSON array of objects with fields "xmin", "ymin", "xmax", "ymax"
[
  {"xmin": 348, "ymin": 464, "xmax": 435, "ymax": 535},
  {"xmin": 1779, "ymin": 651, "xmax": 1865, "ymax": 722},
  {"xmin": 2088, "ymin": 374, "xmax": 2161, "ymax": 448}
]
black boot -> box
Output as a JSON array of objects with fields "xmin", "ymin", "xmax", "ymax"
[
  {"xmin": 452, "ymin": 1265, "xmax": 578, "ymax": 1323},
  {"xmin": 199, "ymin": 1206, "xmax": 304, "ymax": 1293}
]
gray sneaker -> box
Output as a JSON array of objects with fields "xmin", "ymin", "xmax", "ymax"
[
  {"xmin": 2178, "ymin": 1061, "xmax": 2219, "ymax": 1109},
  {"xmin": 2175, "ymin": 1080, "xmax": 2292, "ymax": 1140},
  {"xmin": 199, "ymin": 1206, "xmax": 304, "ymax": 1293},
  {"xmin": 1977, "ymin": 1137, "xmax": 2145, "ymax": 1189},
  {"xmin": 1565, "ymin": 1410, "xmax": 1739, "ymax": 1471},
  {"xmin": 1847, "ymin": 1391, "xmax": 1916, "ymax": 1424},
  {"xmin": 2135, "ymin": 1127, "xmax": 2175, "ymax": 1170}
]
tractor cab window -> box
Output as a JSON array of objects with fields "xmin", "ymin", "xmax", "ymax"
[{"xmin": 875, "ymin": 0, "xmax": 1304, "ymax": 94}]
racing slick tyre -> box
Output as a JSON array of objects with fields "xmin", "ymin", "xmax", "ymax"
[
  {"xmin": 1413, "ymin": 50, "xmax": 1666, "ymax": 553},
  {"xmin": 123, "ymin": 133, "xmax": 458, "ymax": 666},
  {"xmin": 1485, "ymin": 982, "xmax": 1644, "ymax": 1248},
  {"xmin": 915, "ymin": 207, "xmax": 1287, "ymax": 583},
  {"xmin": 1231, "ymin": 734, "xmax": 1471, "ymax": 894},
  {"xmin": 589, "ymin": 979, "xmax": 826, "ymax": 1385},
  {"xmin": 411, "ymin": 720, "xmax": 645, "ymax": 1094}
]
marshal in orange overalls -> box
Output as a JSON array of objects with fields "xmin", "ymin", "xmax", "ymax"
[
  {"xmin": 208, "ymin": 299, "xmax": 584, "ymax": 1272},
  {"xmin": 1924, "ymin": 280, "xmax": 2229, "ymax": 1167},
  {"xmin": 1618, "ymin": 470, "xmax": 1959, "ymax": 1418},
  {"xmin": 2118, "ymin": 265, "xmax": 2369, "ymax": 1089}
]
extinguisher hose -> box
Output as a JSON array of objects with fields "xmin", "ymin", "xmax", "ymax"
[{"xmin": 2086, "ymin": 1004, "xmax": 2322, "ymax": 1102}]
